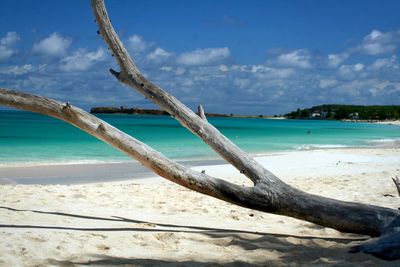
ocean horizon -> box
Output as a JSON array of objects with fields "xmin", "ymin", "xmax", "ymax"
[{"xmin": 0, "ymin": 110, "xmax": 399, "ymax": 167}]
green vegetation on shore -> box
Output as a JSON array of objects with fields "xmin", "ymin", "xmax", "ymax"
[
  {"xmin": 285, "ymin": 104, "xmax": 400, "ymax": 120},
  {"xmin": 90, "ymin": 106, "xmax": 276, "ymax": 119}
]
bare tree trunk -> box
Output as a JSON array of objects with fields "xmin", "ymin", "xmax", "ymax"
[
  {"xmin": 0, "ymin": 87, "xmax": 398, "ymax": 239},
  {"xmin": 89, "ymin": 0, "xmax": 399, "ymax": 236},
  {"xmin": 0, "ymin": 0, "xmax": 399, "ymax": 259}
]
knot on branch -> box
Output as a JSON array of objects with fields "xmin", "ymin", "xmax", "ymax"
[
  {"xmin": 97, "ymin": 123, "xmax": 106, "ymax": 132},
  {"xmin": 62, "ymin": 102, "xmax": 72, "ymax": 112}
]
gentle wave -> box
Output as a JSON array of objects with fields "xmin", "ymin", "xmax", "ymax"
[
  {"xmin": 295, "ymin": 144, "xmax": 350, "ymax": 151},
  {"xmin": 364, "ymin": 138, "xmax": 400, "ymax": 147}
]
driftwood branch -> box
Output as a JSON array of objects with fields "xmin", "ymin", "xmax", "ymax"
[
  {"xmin": 89, "ymin": 0, "xmax": 400, "ymax": 237},
  {"xmin": 350, "ymin": 216, "xmax": 400, "ymax": 260},
  {"xmin": 0, "ymin": 0, "xmax": 399, "ymax": 260},
  {"xmin": 91, "ymin": 0, "xmax": 273, "ymax": 185},
  {"xmin": 1, "ymin": 87, "xmax": 399, "ymax": 238},
  {"xmin": 0, "ymin": 88, "xmax": 250, "ymax": 202}
]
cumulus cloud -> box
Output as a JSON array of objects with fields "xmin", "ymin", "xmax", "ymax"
[
  {"xmin": 2, "ymin": 25, "xmax": 400, "ymax": 114},
  {"xmin": 0, "ymin": 64, "xmax": 32, "ymax": 75},
  {"xmin": 369, "ymin": 55, "xmax": 399, "ymax": 70},
  {"xmin": 319, "ymin": 78, "xmax": 338, "ymax": 88},
  {"xmin": 0, "ymin": 32, "xmax": 20, "ymax": 61},
  {"xmin": 33, "ymin": 33, "xmax": 72, "ymax": 57},
  {"xmin": 0, "ymin": 32, "xmax": 20, "ymax": 46},
  {"xmin": 128, "ymin": 35, "xmax": 148, "ymax": 52},
  {"xmin": 177, "ymin": 47, "xmax": 230, "ymax": 66},
  {"xmin": 60, "ymin": 47, "xmax": 106, "ymax": 72},
  {"xmin": 240, "ymin": 65, "xmax": 294, "ymax": 79},
  {"xmin": 219, "ymin": 64, "xmax": 229, "ymax": 72},
  {"xmin": 147, "ymin": 47, "xmax": 172, "ymax": 63},
  {"xmin": 335, "ymin": 78, "xmax": 398, "ymax": 98},
  {"xmin": 357, "ymin": 30, "xmax": 399, "ymax": 55},
  {"xmin": 275, "ymin": 49, "xmax": 312, "ymax": 69},
  {"xmin": 327, "ymin": 53, "xmax": 349, "ymax": 68},
  {"xmin": 338, "ymin": 63, "xmax": 365, "ymax": 78}
]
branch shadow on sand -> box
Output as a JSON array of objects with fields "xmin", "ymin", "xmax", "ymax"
[
  {"xmin": 1, "ymin": 205, "xmax": 387, "ymax": 266},
  {"xmin": 0, "ymin": 205, "xmax": 365, "ymax": 240}
]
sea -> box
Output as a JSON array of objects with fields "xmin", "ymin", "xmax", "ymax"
[{"xmin": 0, "ymin": 110, "xmax": 400, "ymax": 167}]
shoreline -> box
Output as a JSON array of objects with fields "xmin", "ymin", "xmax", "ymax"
[
  {"xmin": 1, "ymin": 145, "xmax": 399, "ymax": 185},
  {"xmin": 1, "ymin": 131, "xmax": 399, "ymax": 170}
]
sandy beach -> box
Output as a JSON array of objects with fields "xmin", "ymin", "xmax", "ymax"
[
  {"xmin": 1, "ymin": 147, "xmax": 399, "ymax": 266},
  {"xmin": 376, "ymin": 120, "xmax": 400, "ymax": 126}
]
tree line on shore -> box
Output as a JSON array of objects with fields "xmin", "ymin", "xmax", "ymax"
[{"xmin": 285, "ymin": 104, "xmax": 400, "ymax": 121}]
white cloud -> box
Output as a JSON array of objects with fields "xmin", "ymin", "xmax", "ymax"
[
  {"xmin": 0, "ymin": 32, "xmax": 20, "ymax": 46},
  {"xmin": 128, "ymin": 35, "xmax": 148, "ymax": 52},
  {"xmin": 369, "ymin": 55, "xmax": 399, "ymax": 70},
  {"xmin": 175, "ymin": 67, "xmax": 186, "ymax": 75},
  {"xmin": 147, "ymin": 47, "xmax": 172, "ymax": 63},
  {"xmin": 0, "ymin": 46, "xmax": 14, "ymax": 61},
  {"xmin": 319, "ymin": 78, "xmax": 338, "ymax": 88},
  {"xmin": 335, "ymin": 78, "xmax": 398, "ymax": 98},
  {"xmin": 275, "ymin": 49, "xmax": 312, "ymax": 69},
  {"xmin": 0, "ymin": 64, "xmax": 32, "ymax": 75},
  {"xmin": 338, "ymin": 63, "xmax": 364, "ymax": 77},
  {"xmin": 60, "ymin": 47, "xmax": 106, "ymax": 72},
  {"xmin": 160, "ymin": 66, "xmax": 173, "ymax": 72},
  {"xmin": 0, "ymin": 32, "xmax": 20, "ymax": 61},
  {"xmin": 239, "ymin": 64, "xmax": 294, "ymax": 79},
  {"xmin": 357, "ymin": 30, "xmax": 399, "ymax": 55},
  {"xmin": 177, "ymin": 47, "xmax": 230, "ymax": 66},
  {"xmin": 219, "ymin": 64, "xmax": 229, "ymax": 72},
  {"xmin": 354, "ymin": 63, "xmax": 364, "ymax": 71},
  {"xmin": 327, "ymin": 53, "xmax": 349, "ymax": 68},
  {"xmin": 33, "ymin": 33, "xmax": 72, "ymax": 57}
]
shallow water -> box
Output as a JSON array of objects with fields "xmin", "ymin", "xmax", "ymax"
[{"xmin": 0, "ymin": 110, "xmax": 399, "ymax": 166}]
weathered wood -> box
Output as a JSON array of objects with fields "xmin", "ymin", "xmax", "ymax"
[
  {"xmin": 350, "ymin": 216, "xmax": 400, "ymax": 260},
  {"xmin": 0, "ymin": 0, "xmax": 399, "ymax": 260},
  {"xmin": 1, "ymin": 86, "xmax": 398, "ymax": 241},
  {"xmin": 0, "ymin": 88, "xmax": 251, "ymax": 202},
  {"xmin": 197, "ymin": 105, "xmax": 207, "ymax": 121},
  {"xmin": 392, "ymin": 176, "xmax": 400, "ymax": 197},
  {"xmin": 88, "ymin": 0, "xmax": 399, "ymax": 237},
  {"xmin": 91, "ymin": 0, "xmax": 275, "ymax": 186}
]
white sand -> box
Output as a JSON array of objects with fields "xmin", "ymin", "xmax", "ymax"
[
  {"xmin": 1, "ymin": 147, "xmax": 399, "ymax": 266},
  {"xmin": 376, "ymin": 120, "xmax": 400, "ymax": 126}
]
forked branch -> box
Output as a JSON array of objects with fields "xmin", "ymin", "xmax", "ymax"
[
  {"xmin": 0, "ymin": 0, "xmax": 399, "ymax": 259},
  {"xmin": 88, "ymin": 0, "xmax": 399, "ymax": 237},
  {"xmin": 90, "ymin": 0, "xmax": 277, "ymax": 185},
  {"xmin": 0, "ymin": 87, "xmax": 398, "ymax": 238}
]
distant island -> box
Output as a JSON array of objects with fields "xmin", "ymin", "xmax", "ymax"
[
  {"xmin": 285, "ymin": 104, "xmax": 400, "ymax": 121},
  {"xmin": 90, "ymin": 106, "xmax": 277, "ymax": 119}
]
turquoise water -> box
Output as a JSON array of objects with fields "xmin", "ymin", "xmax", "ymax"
[{"xmin": 0, "ymin": 110, "xmax": 399, "ymax": 166}]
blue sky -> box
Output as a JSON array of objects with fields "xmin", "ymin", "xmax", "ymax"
[{"xmin": 1, "ymin": 0, "xmax": 400, "ymax": 115}]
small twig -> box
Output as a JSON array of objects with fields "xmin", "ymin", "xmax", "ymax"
[
  {"xmin": 197, "ymin": 104, "xmax": 207, "ymax": 121},
  {"xmin": 392, "ymin": 176, "xmax": 400, "ymax": 196}
]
